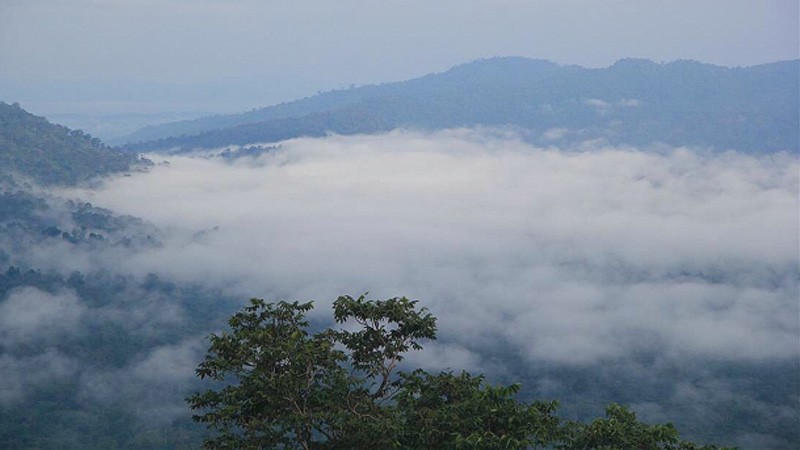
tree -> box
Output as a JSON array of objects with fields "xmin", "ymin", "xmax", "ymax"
[
  {"xmin": 187, "ymin": 295, "xmax": 440, "ymax": 449},
  {"xmin": 187, "ymin": 299, "xmax": 347, "ymax": 449},
  {"xmin": 394, "ymin": 370, "xmax": 561, "ymax": 449},
  {"xmin": 188, "ymin": 295, "xmax": 730, "ymax": 449},
  {"xmin": 560, "ymin": 403, "xmax": 725, "ymax": 450}
]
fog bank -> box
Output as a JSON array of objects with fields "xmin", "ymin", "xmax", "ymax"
[{"xmin": 64, "ymin": 130, "xmax": 799, "ymax": 366}]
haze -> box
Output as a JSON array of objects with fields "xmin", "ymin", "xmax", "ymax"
[
  {"xmin": 62, "ymin": 132, "xmax": 798, "ymax": 365},
  {"xmin": 1, "ymin": 0, "xmax": 797, "ymax": 115}
]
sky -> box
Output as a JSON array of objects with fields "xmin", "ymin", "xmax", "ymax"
[{"xmin": 0, "ymin": 0, "xmax": 798, "ymax": 115}]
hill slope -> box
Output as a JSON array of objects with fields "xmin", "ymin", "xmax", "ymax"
[
  {"xmin": 121, "ymin": 57, "xmax": 799, "ymax": 154},
  {"xmin": 0, "ymin": 102, "xmax": 148, "ymax": 185}
]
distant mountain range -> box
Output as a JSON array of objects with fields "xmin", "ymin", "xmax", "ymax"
[
  {"xmin": 0, "ymin": 102, "xmax": 149, "ymax": 186},
  {"xmin": 119, "ymin": 57, "xmax": 799, "ymax": 154}
]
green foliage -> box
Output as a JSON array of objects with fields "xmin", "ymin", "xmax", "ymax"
[
  {"xmin": 187, "ymin": 295, "xmax": 439, "ymax": 449},
  {"xmin": 0, "ymin": 102, "xmax": 149, "ymax": 185},
  {"xmin": 560, "ymin": 403, "xmax": 727, "ymax": 450},
  {"xmin": 395, "ymin": 370, "xmax": 561, "ymax": 449},
  {"xmin": 189, "ymin": 300, "xmax": 349, "ymax": 449},
  {"xmin": 332, "ymin": 294, "xmax": 436, "ymax": 395},
  {"xmin": 189, "ymin": 296, "xmax": 731, "ymax": 449}
]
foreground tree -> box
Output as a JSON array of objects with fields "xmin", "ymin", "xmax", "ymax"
[{"xmin": 188, "ymin": 295, "xmax": 730, "ymax": 449}]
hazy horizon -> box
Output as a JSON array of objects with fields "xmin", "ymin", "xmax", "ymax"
[{"xmin": 1, "ymin": 0, "xmax": 797, "ymax": 117}]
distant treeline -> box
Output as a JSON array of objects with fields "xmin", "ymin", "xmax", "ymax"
[{"xmin": 120, "ymin": 57, "xmax": 799, "ymax": 154}]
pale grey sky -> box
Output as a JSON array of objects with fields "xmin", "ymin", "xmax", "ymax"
[{"xmin": 0, "ymin": 0, "xmax": 797, "ymax": 115}]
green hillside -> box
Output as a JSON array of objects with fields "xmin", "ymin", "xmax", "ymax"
[{"xmin": 0, "ymin": 102, "xmax": 148, "ymax": 185}]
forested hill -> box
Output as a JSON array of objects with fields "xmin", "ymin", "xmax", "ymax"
[
  {"xmin": 120, "ymin": 57, "xmax": 799, "ymax": 154},
  {"xmin": 0, "ymin": 102, "xmax": 148, "ymax": 186}
]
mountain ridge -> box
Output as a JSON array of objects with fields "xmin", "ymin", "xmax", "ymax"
[
  {"xmin": 119, "ymin": 57, "xmax": 799, "ymax": 154},
  {"xmin": 0, "ymin": 102, "xmax": 150, "ymax": 186}
]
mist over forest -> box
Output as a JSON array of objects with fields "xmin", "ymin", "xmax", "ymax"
[
  {"xmin": 1, "ymin": 119, "xmax": 797, "ymax": 447},
  {"xmin": 1, "ymin": 1, "xmax": 798, "ymax": 447}
]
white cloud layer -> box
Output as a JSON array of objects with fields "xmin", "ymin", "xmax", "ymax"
[
  {"xmin": 63, "ymin": 130, "xmax": 799, "ymax": 365},
  {"xmin": 0, "ymin": 287, "xmax": 86, "ymax": 345}
]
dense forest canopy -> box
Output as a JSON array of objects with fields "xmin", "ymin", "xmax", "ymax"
[{"xmin": 0, "ymin": 102, "xmax": 149, "ymax": 186}]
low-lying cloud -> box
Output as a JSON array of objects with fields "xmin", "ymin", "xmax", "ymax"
[
  {"xmin": 63, "ymin": 129, "xmax": 798, "ymax": 367},
  {"xmin": 0, "ymin": 349, "xmax": 78, "ymax": 405},
  {"xmin": 79, "ymin": 337, "xmax": 206, "ymax": 425},
  {"xmin": 0, "ymin": 287, "xmax": 85, "ymax": 345}
]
